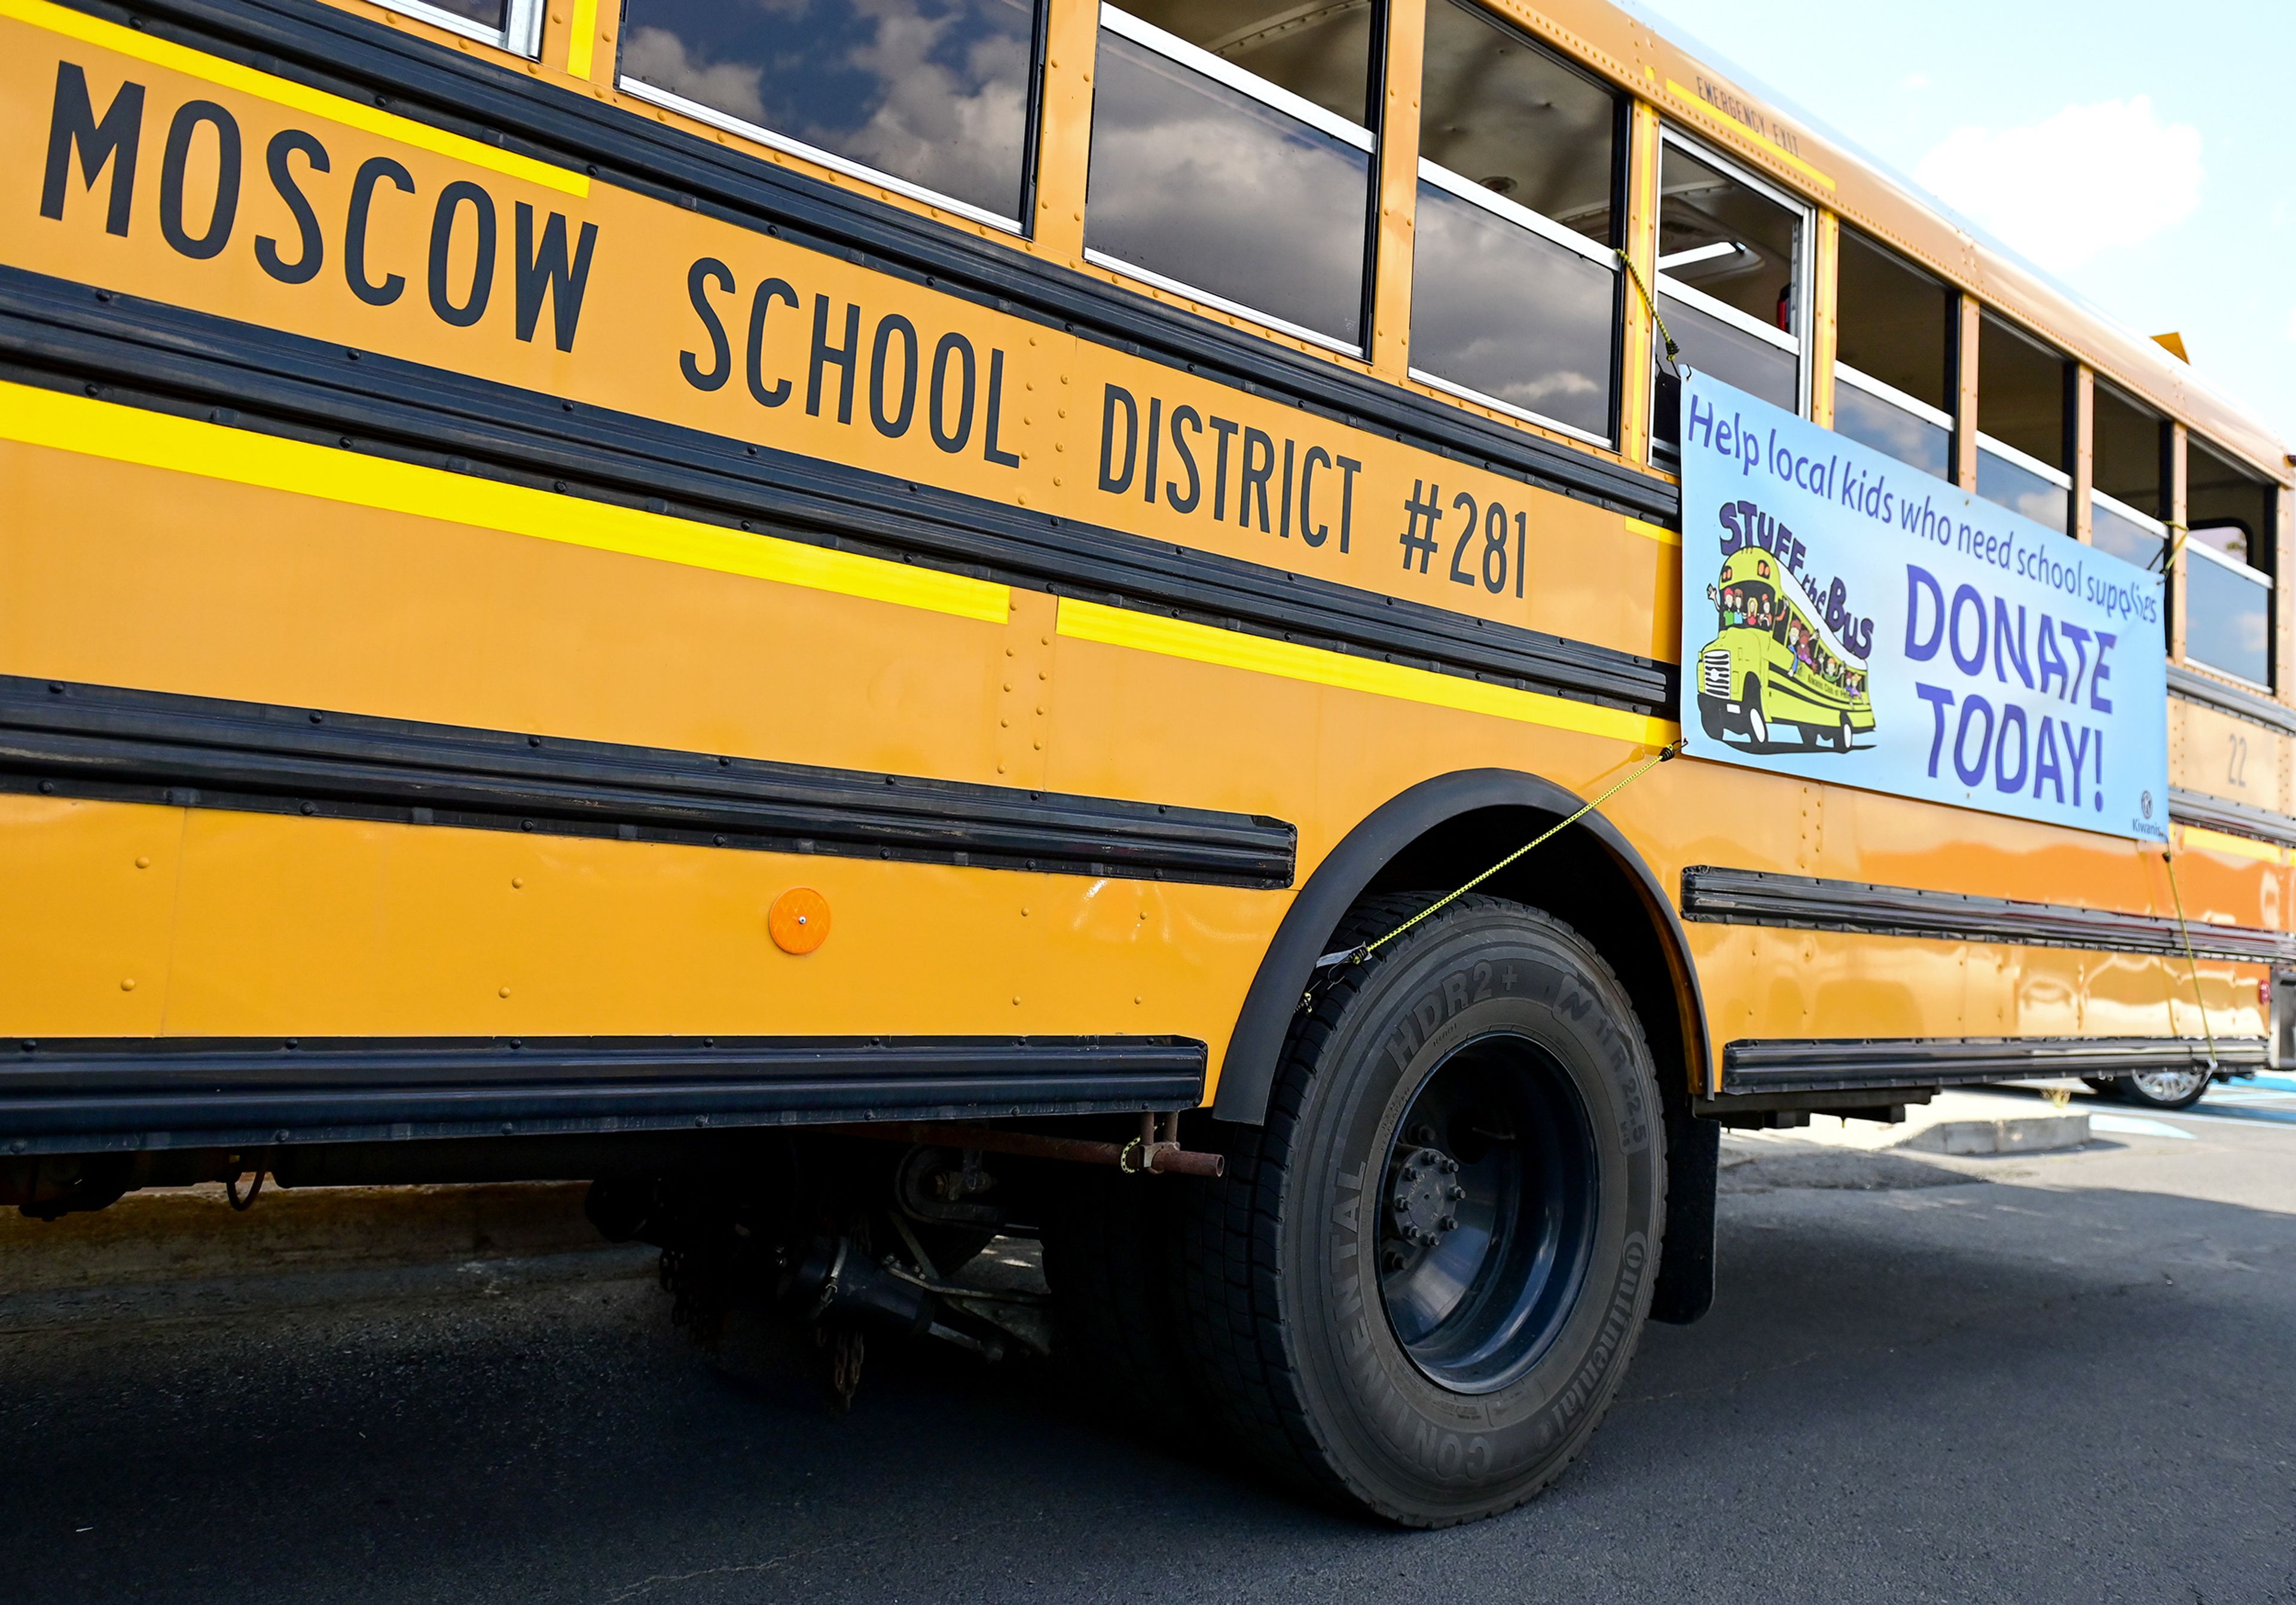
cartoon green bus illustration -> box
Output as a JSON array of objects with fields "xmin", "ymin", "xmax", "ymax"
[{"xmin": 1696, "ymin": 547, "xmax": 1876, "ymax": 751}]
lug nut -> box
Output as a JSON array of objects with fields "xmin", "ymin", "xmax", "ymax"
[
  {"xmin": 1449, "ymin": 1184, "xmax": 1466, "ymax": 1200},
  {"xmin": 1439, "ymin": 1215, "xmax": 1458, "ymax": 1231}
]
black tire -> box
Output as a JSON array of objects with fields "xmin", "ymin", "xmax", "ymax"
[
  {"xmin": 1698, "ymin": 698, "xmax": 1727, "ymax": 741},
  {"xmin": 2102, "ymin": 1067, "xmax": 2212, "ymax": 1110},
  {"xmin": 1742, "ymin": 675, "xmax": 1768, "ymax": 746},
  {"xmin": 1172, "ymin": 894, "xmax": 1666, "ymax": 1527}
]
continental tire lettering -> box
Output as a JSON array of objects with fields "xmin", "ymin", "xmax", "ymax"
[
  {"xmin": 1538, "ymin": 1232, "xmax": 1647, "ymax": 1444},
  {"xmin": 40, "ymin": 62, "xmax": 142, "ymax": 239}
]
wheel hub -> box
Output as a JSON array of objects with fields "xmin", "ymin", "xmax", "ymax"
[{"xmin": 1388, "ymin": 1138, "xmax": 1465, "ymax": 1249}]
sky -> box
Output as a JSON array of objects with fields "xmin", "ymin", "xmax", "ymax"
[{"xmin": 1625, "ymin": 0, "xmax": 2296, "ymax": 453}]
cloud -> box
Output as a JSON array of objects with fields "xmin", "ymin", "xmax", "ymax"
[
  {"xmin": 621, "ymin": 26, "xmax": 765, "ymax": 127},
  {"xmin": 1913, "ymin": 96, "xmax": 2202, "ymax": 272}
]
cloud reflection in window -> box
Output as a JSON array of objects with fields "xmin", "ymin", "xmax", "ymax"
[{"xmin": 620, "ymin": 0, "xmax": 1038, "ymax": 222}]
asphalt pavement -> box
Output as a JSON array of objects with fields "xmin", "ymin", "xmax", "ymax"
[{"xmin": 5, "ymin": 1087, "xmax": 2294, "ymax": 1605}]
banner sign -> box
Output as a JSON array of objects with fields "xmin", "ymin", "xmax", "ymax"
[{"xmin": 1677, "ymin": 370, "xmax": 2169, "ymax": 841}]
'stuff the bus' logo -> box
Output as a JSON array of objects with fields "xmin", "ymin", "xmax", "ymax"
[{"xmin": 1696, "ymin": 541, "xmax": 1876, "ymax": 755}]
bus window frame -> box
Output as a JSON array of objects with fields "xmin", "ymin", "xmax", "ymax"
[
  {"xmin": 2184, "ymin": 533, "xmax": 2274, "ymax": 691},
  {"xmin": 616, "ymin": 1, "xmax": 1050, "ymax": 238},
  {"xmin": 1834, "ymin": 359, "xmax": 1953, "ymax": 432},
  {"xmin": 1406, "ymin": 157, "xmax": 1623, "ymax": 450},
  {"xmin": 377, "ymin": 0, "xmax": 542, "ymax": 58},
  {"xmin": 1974, "ymin": 427, "xmax": 2072, "ymax": 530},
  {"xmin": 1654, "ymin": 126, "xmax": 1813, "ymax": 419},
  {"xmin": 2091, "ymin": 484, "xmax": 2169, "ymax": 549},
  {"xmin": 1082, "ymin": 2, "xmax": 1379, "ymax": 358}
]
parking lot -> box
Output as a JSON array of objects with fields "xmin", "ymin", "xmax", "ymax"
[{"xmin": 5, "ymin": 1085, "xmax": 2293, "ymax": 1605}]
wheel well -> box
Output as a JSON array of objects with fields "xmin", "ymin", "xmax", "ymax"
[
  {"xmin": 1211, "ymin": 768, "xmax": 1718, "ymax": 1323},
  {"xmin": 1215, "ymin": 769, "xmax": 1707, "ymax": 1126},
  {"xmin": 1359, "ymin": 805, "xmax": 1694, "ymax": 1107}
]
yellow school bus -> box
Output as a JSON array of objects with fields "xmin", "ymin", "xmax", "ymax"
[
  {"xmin": 1697, "ymin": 546, "xmax": 1876, "ymax": 751},
  {"xmin": 2, "ymin": 0, "xmax": 2291, "ymax": 1525}
]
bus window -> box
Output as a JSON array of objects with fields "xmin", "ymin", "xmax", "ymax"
[
  {"xmin": 2185, "ymin": 436, "xmax": 2278, "ymax": 689},
  {"xmin": 2090, "ymin": 381, "xmax": 2170, "ymax": 574},
  {"xmin": 1408, "ymin": 0, "xmax": 1621, "ymax": 444},
  {"xmin": 1974, "ymin": 313, "xmax": 2071, "ymax": 533},
  {"xmin": 1653, "ymin": 134, "xmax": 1806, "ymax": 432},
  {"xmin": 1085, "ymin": 4, "xmax": 1376, "ymax": 350},
  {"xmin": 618, "ymin": 0, "xmax": 1042, "ymax": 229},
  {"xmin": 1833, "ymin": 227, "xmax": 1953, "ymax": 479},
  {"xmin": 375, "ymin": 0, "xmax": 541, "ymax": 55}
]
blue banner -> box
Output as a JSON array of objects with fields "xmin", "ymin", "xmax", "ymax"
[{"xmin": 1677, "ymin": 370, "xmax": 2169, "ymax": 842}]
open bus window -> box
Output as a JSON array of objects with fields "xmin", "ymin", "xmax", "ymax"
[
  {"xmin": 1833, "ymin": 227, "xmax": 1953, "ymax": 480},
  {"xmin": 2184, "ymin": 436, "xmax": 2278, "ymax": 689},
  {"xmin": 374, "ymin": 0, "xmax": 541, "ymax": 54},
  {"xmin": 2090, "ymin": 381, "xmax": 2169, "ymax": 575},
  {"xmin": 1084, "ymin": 4, "xmax": 1375, "ymax": 350},
  {"xmin": 1653, "ymin": 134, "xmax": 1805, "ymax": 438},
  {"xmin": 1974, "ymin": 313, "xmax": 2071, "ymax": 533},
  {"xmin": 617, "ymin": 0, "xmax": 1042, "ymax": 230},
  {"xmin": 1406, "ymin": 0, "xmax": 1620, "ymax": 444}
]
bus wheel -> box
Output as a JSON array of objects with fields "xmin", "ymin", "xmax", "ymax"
[
  {"xmin": 1699, "ymin": 699, "xmax": 1727, "ymax": 741},
  {"xmin": 1742, "ymin": 677, "xmax": 1768, "ymax": 746},
  {"xmin": 1835, "ymin": 716, "xmax": 1854, "ymax": 753},
  {"xmin": 1174, "ymin": 894, "xmax": 1665, "ymax": 1527},
  {"xmin": 2103, "ymin": 1066, "xmax": 2212, "ymax": 1110}
]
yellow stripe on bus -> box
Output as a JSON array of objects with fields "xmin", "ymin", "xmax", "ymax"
[
  {"xmin": 1057, "ymin": 598, "xmax": 1678, "ymax": 749},
  {"xmin": 2178, "ymin": 823, "xmax": 2287, "ymax": 866},
  {"xmin": 5, "ymin": 0, "xmax": 589, "ymax": 198},
  {"xmin": 0, "ymin": 381, "xmax": 1010, "ymax": 624},
  {"xmin": 1663, "ymin": 80, "xmax": 1836, "ymax": 192},
  {"xmin": 567, "ymin": 0, "xmax": 600, "ymax": 78},
  {"xmin": 1626, "ymin": 517, "xmax": 1680, "ymax": 548}
]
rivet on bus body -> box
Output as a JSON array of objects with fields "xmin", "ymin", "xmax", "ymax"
[
  {"xmin": 120, "ymin": 979, "xmax": 135, "ymax": 992},
  {"xmin": 1012, "ymin": 996, "xmax": 1022, "ymax": 1005},
  {"xmin": 499, "ymin": 986, "xmax": 512, "ymax": 998},
  {"xmin": 512, "ymin": 877, "xmax": 525, "ymax": 889},
  {"xmin": 136, "ymin": 856, "xmax": 150, "ymax": 869}
]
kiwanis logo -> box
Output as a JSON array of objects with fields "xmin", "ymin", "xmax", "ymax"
[{"xmin": 2141, "ymin": 791, "xmax": 2154, "ymax": 820}]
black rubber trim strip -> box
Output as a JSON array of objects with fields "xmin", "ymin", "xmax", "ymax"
[
  {"xmin": 1681, "ymin": 864, "xmax": 2296, "ymax": 964},
  {"xmin": 1718, "ymin": 1035, "xmax": 2268, "ymax": 1095},
  {"xmin": 0, "ymin": 675, "xmax": 1297, "ymax": 887},
  {"xmin": 68, "ymin": 0, "xmax": 1680, "ymax": 524},
  {"xmin": 2170, "ymin": 663, "xmax": 2296, "ymax": 738},
  {"xmin": 0, "ymin": 267, "xmax": 1675, "ymax": 717},
  {"xmin": 2170, "ymin": 786, "xmax": 2296, "ymax": 851},
  {"xmin": 0, "ymin": 1034, "xmax": 1206, "ymax": 1154}
]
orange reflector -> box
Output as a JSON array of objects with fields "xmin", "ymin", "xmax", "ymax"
[{"xmin": 769, "ymin": 888, "xmax": 832, "ymax": 955}]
